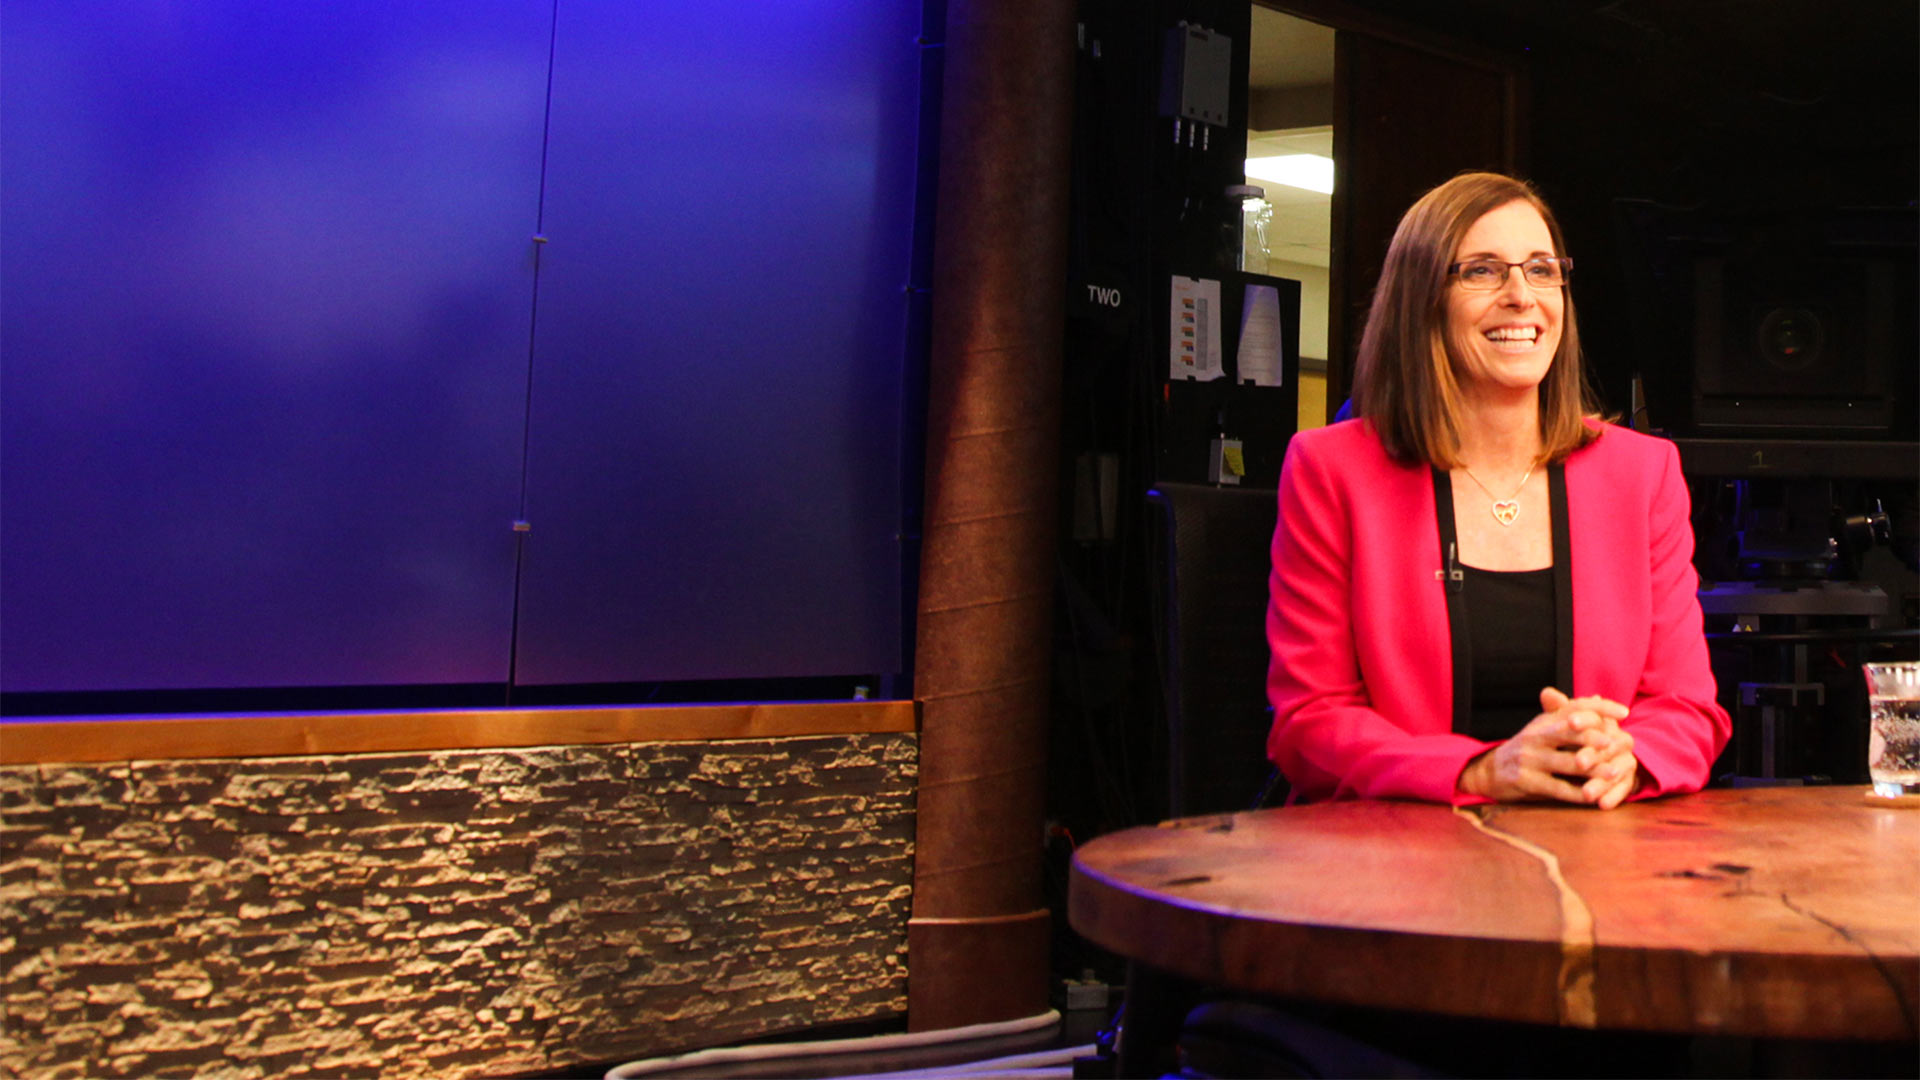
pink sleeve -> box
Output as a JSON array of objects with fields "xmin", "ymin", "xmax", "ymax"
[
  {"xmin": 1622, "ymin": 442, "xmax": 1732, "ymax": 798},
  {"xmin": 1265, "ymin": 436, "xmax": 1489, "ymax": 804}
]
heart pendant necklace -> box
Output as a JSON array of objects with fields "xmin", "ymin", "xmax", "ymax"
[{"xmin": 1460, "ymin": 463, "xmax": 1536, "ymax": 527}]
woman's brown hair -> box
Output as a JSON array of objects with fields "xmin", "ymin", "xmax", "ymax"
[{"xmin": 1351, "ymin": 171, "xmax": 1601, "ymax": 467}]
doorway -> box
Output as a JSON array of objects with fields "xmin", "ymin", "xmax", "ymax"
[{"xmin": 1246, "ymin": 7, "xmax": 1334, "ymax": 433}]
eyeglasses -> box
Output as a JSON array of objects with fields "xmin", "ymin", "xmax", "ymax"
[{"xmin": 1447, "ymin": 256, "xmax": 1573, "ymax": 291}]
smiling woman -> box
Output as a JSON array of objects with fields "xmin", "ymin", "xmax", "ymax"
[
  {"xmin": 1262, "ymin": 171, "xmax": 1730, "ymax": 810},
  {"xmin": 1352, "ymin": 173, "xmax": 1595, "ymax": 470},
  {"xmin": 1443, "ymin": 202, "xmax": 1567, "ymax": 404}
]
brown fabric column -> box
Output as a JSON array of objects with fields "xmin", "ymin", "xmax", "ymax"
[{"xmin": 905, "ymin": 0, "xmax": 1076, "ymax": 1034}]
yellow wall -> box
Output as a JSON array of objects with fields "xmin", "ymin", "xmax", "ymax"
[{"xmin": 1298, "ymin": 370, "xmax": 1327, "ymax": 432}]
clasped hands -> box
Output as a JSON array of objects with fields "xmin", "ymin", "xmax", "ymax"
[{"xmin": 1457, "ymin": 687, "xmax": 1644, "ymax": 809}]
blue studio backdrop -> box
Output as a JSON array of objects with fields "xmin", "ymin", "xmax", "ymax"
[{"xmin": 1, "ymin": 1, "xmax": 929, "ymax": 704}]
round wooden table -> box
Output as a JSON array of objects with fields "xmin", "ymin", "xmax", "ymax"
[{"xmin": 1070, "ymin": 787, "xmax": 1918, "ymax": 1046}]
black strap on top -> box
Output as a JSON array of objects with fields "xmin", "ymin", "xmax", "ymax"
[
  {"xmin": 1548, "ymin": 462, "xmax": 1573, "ymax": 692},
  {"xmin": 1431, "ymin": 469, "xmax": 1472, "ymax": 734},
  {"xmin": 1431, "ymin": 462, "xmax": 1575, "ymax": 736}
]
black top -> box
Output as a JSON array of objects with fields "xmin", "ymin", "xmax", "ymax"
[
  {"xmin": 1430, "ymin": 464, "xmax": 1575, "ymax": 740},
  {"xmin": 1461, "ymin": 565, "xmax": 1556, "ymax": 741}
]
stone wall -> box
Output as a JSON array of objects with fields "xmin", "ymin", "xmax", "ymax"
[{"xmin": 0, "ymin": 733, "xmax": 917, "ymax": 1078}]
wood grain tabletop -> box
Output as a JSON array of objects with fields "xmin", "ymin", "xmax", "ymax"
[{"xmin": 1069, "ymin": 786, "xmax": 1919, "ymax": 1040}]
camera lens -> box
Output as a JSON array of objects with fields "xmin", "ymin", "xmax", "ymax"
[{"xmin": 1755, "ymin": 307, "xmax": 1824, "ymax": 372}]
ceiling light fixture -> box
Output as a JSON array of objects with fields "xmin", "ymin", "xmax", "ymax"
[{"xmin": 1243, "ymin": 153, "xmax": 1334, "ymax": 195}]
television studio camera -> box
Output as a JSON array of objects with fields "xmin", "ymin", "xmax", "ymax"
[{"xmin": 1615, "ymin": 199, "xmax": 1919, "ymax": 784}]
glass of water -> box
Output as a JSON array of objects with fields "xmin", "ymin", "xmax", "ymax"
[{"xmin": 1864, "ymin": 661, "xmax": 1920, "ymax": 799}]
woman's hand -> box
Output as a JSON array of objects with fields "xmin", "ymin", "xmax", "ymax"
[
  {"xmin": 1457, "ymin": 687, "xmax": 1641, "ymax": 807},
  {"xmin": 1540, "ymin": 687, "xmax": 1644, "ymax": 809}
]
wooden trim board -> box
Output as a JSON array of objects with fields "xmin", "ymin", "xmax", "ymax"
[{"xmin": 0, "ymin": 700, "xmax": 919, "ymax": 765}]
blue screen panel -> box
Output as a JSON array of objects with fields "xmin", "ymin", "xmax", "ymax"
[
  {"xmin": 1, "ymin": 2, "xmax": 549, "ymax": 691},
  {"xmin": 513, "ymin": 1, "xmax": 920, "ymax": 684}
]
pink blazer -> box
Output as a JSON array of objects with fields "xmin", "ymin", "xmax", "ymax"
[{"xmin": 1265, "ymin": 418, "xmax": 1731, "ymax": 804}]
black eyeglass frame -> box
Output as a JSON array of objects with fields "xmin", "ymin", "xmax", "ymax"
[{"xmin": 1446, "ymin": 256, "xmax": 1574, "ymax": 291}]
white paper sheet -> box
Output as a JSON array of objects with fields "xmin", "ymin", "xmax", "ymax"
[
  {"xmin": 1236, "ymin": 283, "xmax": 1284, "ymax": 387},
  {"xmin": 1168, "ymin": 276, "xmax": 1223, "ymax": 381}
]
